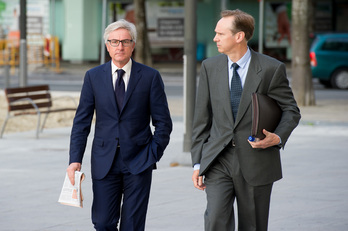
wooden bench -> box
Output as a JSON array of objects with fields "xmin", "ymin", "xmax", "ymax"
[{"xmin": 1, "ymin": 85, "xmax": 77, "ymax": 138}]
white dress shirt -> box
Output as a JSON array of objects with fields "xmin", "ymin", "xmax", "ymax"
[{"xmin": 111, "ymin": 59, "xmax": 132, "ymax": 91}]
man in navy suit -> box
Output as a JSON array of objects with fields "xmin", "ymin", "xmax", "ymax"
[{"xmin": 67, "ymin": 19, "xmax": 172, "ymax": 231}]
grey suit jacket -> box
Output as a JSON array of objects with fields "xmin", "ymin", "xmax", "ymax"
[{"xmin": 191, "ymin": 50, "xmax": 301, "ymax": 186}]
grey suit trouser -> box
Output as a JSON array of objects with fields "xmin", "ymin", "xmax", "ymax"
[{"xmin": 204, "ymin": 144, "xmax": 273, "ymax": 231}]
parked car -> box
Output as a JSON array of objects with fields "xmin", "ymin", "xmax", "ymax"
[{"xmin": 309, "ymin": 33, "xmax": 348, "ymax": 89}]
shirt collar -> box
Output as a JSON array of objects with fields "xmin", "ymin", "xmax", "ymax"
[
  {"xmin": 227, "ymin": 47, "xmax": 251, "ymax": 69},
  {"xmin": 111, "ymin": 59, "xmax": 132, "ymax": 75}
]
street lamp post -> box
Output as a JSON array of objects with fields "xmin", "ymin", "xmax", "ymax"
[
  {"xmin": 183, "ymin": 0, "xmax": 197, "ymax": 152},
  {"xmin": 19, "ymin": 0, "xmax": 27, "ymax": 86}
]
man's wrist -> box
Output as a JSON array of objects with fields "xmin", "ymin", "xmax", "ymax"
[
  {"xmin": 193, "ymin": 163, "xmax": 200, "ymax": 171},
  {"xmin": 276, "ymin": 134, "xmax": 282, "ymax": 147}
]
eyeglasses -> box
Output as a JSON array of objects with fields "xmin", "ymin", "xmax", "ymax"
[{"xmin": 107, "ymin": 39, "xmax": 133, "ymax": 47}]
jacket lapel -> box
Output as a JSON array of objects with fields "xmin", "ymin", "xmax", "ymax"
[
  {"xmin": 122, "ymin": 59, "xmax": 141, "ymax": 112},
  {"xmin": 215, "ymin": 55, "xmax": 234, "ymax": 125},
  {"xmin": 102, "ymin": 61, "xmax": 119, "ymax": 113},
  {"xmin": 234, "ymin": 50, "xmax": 262, "ymax": 126}
]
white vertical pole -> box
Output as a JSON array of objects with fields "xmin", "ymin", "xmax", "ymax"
[
  {"xmin": 221, "ymin": 0, "xmax": 227, "ymax": 10},
  {"xmin": 183, "ymin": 0, "xmax": 197, "ymax": 152},
  {"xmin": 19, "ymin": 0, "xmax": 27, "ymax": 87},
  {"xmin": 258, "ymin": 0, "xmax": 264, "ymax": 54},
  {"xmin": 51, "ymin": 0, "xmax": 56, "ymax": 67},
  {"xmin": 100, "ymin": 0, "xmax": 107, "ymax": 64}
]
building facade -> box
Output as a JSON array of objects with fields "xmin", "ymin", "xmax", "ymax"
[{"xmin": 0, "ymin": 0, "xmax": 347, "ymax": 63}]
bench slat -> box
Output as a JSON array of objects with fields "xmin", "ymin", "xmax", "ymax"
[
  {"xmin": 7, "ymin": 93, "xmax": 51, "ymax": 103},
  {"xmin": 9, "ymin": 102, "xmax": 52, "ymax": 111},
  {"xmin": 5, "ymin": 85, "xmax": 49, "ymax": 94}
]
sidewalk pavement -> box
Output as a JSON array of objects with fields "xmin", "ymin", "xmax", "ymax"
[
  {"xmin": 1, "ymin": 62, "xmax": 348, "ymax": 230},
  {"xmin": 1, "ymin": 101, "xmax": 348, "ymax": 231}
]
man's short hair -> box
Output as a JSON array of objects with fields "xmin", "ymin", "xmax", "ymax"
[
  {"xmin": 104, "ymin": 19, "xmax": 137, "ymax": 44},
  {"xmin": 221, "ymin": 9, "xmax": 255, "ymax": 41}
]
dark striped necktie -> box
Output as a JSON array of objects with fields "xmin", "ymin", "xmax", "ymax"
[
  {"xmin": 115, "ymin": 69, "xmax": 125, "ymax": 111},
  {"xmin": 230, "ymin": 63, "xmax": 242, "ymax": 122}
]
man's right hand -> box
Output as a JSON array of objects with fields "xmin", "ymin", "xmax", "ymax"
[
  {"xmin": 192, "ymin": 170, "xmax": 206, "ymax": 191},
  {"xmin": 67, "ymin": 162, "xmax": 81, "ymax": 186}
]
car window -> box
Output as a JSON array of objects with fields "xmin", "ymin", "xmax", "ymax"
[
  {"xmin": 321, "ymin": 37, "xmax": 348, "ymax": 52},
  {"xmin": 311, "ymin": 37, "xmax": 319, "ymax": 49}
]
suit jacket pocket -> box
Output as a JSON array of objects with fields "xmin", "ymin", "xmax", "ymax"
[
  {"xmin": 93, "ymin": 137, "xmax": 104, "ymax": 147},
  {"xmin": 92, "ymin": 137, "xmax": 106, "ymax": 157},
  {"xmin": 136, "ymin": 136, "xmax": 151, "ymax": 146}
]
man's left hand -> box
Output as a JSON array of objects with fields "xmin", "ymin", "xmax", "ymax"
[{"xmin": 248, "ymin": 129, "xmax": 280, "ymax": 149}]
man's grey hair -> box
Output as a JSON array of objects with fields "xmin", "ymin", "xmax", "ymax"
[{"xmin": 103, "ymin": 19, "xmax": 137, "ymax": 44}]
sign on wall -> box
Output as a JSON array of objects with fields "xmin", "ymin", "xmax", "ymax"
[
  {"xmin": 110, "ymin": 0, "xmax": 184, "ymax": 48},
  {"xmin": 0, "ymin": 0, "xmax": 49, "ymax": 39}
]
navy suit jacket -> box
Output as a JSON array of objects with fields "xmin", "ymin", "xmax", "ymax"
[{"xmin": 69, "ymin": 59, "xmax": 172, "ymax": 180}]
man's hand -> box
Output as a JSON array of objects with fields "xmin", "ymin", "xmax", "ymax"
[
  {"xmin": 192, "ymin": 170, "xmax": 206, "ymax": 191},
  {"xmin": 248, "ymin": 129, "xmax": 280, "ymax": 149},
  {"xmin": 67, "ymin": 162, "xmax": 81, "ymax": 186}
]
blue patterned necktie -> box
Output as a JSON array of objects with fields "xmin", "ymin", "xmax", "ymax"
[
  {"xmin": 115, "ymin": 69, "xmax": 125, "ymax": 111},
  {"xmin": 230, "ymin": 63, "xmax": 242, "ymax": 122}
]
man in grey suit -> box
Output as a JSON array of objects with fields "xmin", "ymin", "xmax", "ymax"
[{"xmin": 191, "ymin": 9, "xmax": 301, "ymax": 231}]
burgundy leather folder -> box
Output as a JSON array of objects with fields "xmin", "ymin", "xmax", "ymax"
[{"xmin": 251, "ymin": 93, "xmax": 282, "ymax": 140}]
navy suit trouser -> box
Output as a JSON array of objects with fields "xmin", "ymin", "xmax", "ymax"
[{"xmin": 92, "ymin": 148, "xmax": 153, "ymax": 231}]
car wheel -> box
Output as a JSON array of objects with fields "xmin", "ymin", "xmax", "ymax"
[{"xmin": 330, "ymin": 68, "xmax": 348, "ymax": 89}]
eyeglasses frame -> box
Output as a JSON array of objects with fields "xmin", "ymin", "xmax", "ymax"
[{"xmin": 107, "ymin": 39, "xmax": 134, "ymax": 47}]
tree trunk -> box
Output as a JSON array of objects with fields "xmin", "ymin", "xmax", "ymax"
[
  {"xmin": 291, "ymin": 0, "xmax": 315, "ymax": 106},
  {"xmin": 134, "ymin": 0, "xmax": 153, "ymax": 66}
]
